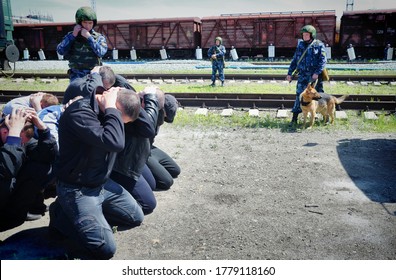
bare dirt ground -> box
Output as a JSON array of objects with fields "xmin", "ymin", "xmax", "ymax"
[{"xmin": 1, "ymin": 124, "xmax": 395, "ymax": 260}]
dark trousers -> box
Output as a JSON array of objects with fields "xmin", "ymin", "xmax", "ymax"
[
  {"xmin": 111, "ymin": 165, "xmax": 157, "ymax": 215},
  {"xmin": 147, "ymin": 146, "xmax": 181, "ymax": 190},
  {"xmin": 0, "ymin": 161, "xmax": 53, "ymax": 232}
]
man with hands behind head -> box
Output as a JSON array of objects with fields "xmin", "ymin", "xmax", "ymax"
[
  {"xmin": 57, "ymin": 6, "xmax": 108, "ymax": 81},
  {"xmin": 0, "ymin": 107, "xmax": 57, "ymax": 231},
  {"xmin": 49, "ymin": 75, "xmax": 144, "ymax": 259}
]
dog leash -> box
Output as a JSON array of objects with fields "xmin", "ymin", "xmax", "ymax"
[
  {"xmin": 290, "ymin": 40, "xmax": 316, "ymax": 81},
  {"xmin": 310, "ymin": 79, "xmax": 318, "ymax": 88}
]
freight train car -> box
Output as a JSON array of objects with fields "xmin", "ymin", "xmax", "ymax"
[
  {"xmin": 11, "ymin": 9, "xmax": 396, "ymax": 60},
  {"xmin": 0, "ymin": 0, "xmax": 19, "ymax": 70},
  {"xmin": 339, "ymin": 9, "xmax": 396, "ymax": 59},
  {"xmin": 97, "ymin": 17, "xmax": 201, "ymax": 59},
  {"xmin": 200, "ymin": 10, "xmax": 336, "ymax": 58},
  {"xmin": 12, "ymin": 21, "xmax": 67, "ymax": 60},
  {"xmin": 13, "ymin": 17, "xmax": 201, "ymax": 60}
]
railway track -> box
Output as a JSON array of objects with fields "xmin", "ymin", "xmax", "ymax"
[
  {"xmin": 1, "ymin": 90, "xmax": 395, "ymax": 112},
  {"xmin": 4, "ymin": 73, "xmax": 396, "ymax": 82}
]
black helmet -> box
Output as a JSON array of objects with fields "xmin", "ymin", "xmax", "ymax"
[
  {"xmin": 75, "ymin": 6, "xmax": 97, "ymax": 26},
  {"xmin": 300, "ymin": 25, "xmax": 316, "ymax": 39}
]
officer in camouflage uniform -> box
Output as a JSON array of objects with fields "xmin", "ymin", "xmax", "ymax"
[
  {"xmin": 57, "ymin": 6, "xmax": 108, "ymax": 81},
  {"xmin": 208, "ymin": 36, "xmax": 226, "ymax": 86},
  {"xmin": 286, "ymin": 25, "xmax": 327, "ymax": 126}
]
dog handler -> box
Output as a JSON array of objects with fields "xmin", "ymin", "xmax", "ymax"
[{"xmin": 286, "ymin": 25, "xmax": 327, "ymax": 126}]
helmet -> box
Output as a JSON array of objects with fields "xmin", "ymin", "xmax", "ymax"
[
  {"xmin": 300, "ymin": 25, "xmax": 316, "ymax": 39},
  {"xmin": 215, "ymin": 36, "xmax": 223, "ymax": 44},
  {"xmin": 75, "ymin": 6, "xmax": 97, "ymax": 26}
]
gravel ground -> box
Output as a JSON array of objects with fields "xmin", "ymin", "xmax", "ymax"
[
  {"xmin": 0, "ymin": 124, "xmax": 395, "ymax": 260},
  {"xmin": 1, "ymin": 60, "xmax": 395, "ymax": 260}
]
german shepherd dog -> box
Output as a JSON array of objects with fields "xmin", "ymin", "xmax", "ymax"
[{"xmin": 299, "ymin": 84, "xmax": 348, "ymax": 129}]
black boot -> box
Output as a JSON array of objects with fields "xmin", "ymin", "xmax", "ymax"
[
  {"xmin": 289, "ymin": 112, "xmax": 299, "ymax": 127},
  {"xmin": 210, "ymin": 81, "xmax": 215, "ymax": 87}
]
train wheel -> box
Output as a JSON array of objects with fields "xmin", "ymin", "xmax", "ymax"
[
  {"xmin": 1, "ymin": 45, "xmax": 19, "ymax": 77},
  {"xmin": 5, "ymin": 45, "xmax": 20, "ymax": 63}
]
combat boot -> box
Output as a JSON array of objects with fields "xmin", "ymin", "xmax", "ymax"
[{"xmin": 289, "ymin": 112, "xmax": 299, "ymax": 127}]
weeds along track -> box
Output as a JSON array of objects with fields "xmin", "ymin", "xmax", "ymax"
[{"xmin": 1, "ymin": 90, "xmax": 395, "ymax": 112}]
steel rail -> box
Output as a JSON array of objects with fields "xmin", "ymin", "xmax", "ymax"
[
  {"xmin": 3, "ymin": 73, "xmax": 396, "ymax": 82},
  {"xmin": 1, "ymin": 90, "xmax": 394, "ymax": 111}
]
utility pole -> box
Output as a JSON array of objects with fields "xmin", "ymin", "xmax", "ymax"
[
  {"xmin": 90, "ymin": 0, "xmax": 97, "ymax": 13},
  {"xmin": 346, "ymin": 0, "xmax": 354, "ymax": 11}
]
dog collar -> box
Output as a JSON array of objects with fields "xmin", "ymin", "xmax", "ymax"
[{"xmin": 301, "ymin": 97, "xmax": 311, "ymax": 106}]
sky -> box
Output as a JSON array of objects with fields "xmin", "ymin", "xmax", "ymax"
[{"xmin": 11, "ymin": 0, "xmax": 395, "ymax": 22}]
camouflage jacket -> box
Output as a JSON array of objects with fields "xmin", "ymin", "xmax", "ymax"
[
  {"xmin": 57, "ymin": 29, "xmax": 107, "ymax": 70},
  {"xmin": 287, "ymin": 39, "xmax": 327, "ymax": 77},
  {"xmin": 208, "ymin": 44, "xmax": 226, "ymax": 64}
]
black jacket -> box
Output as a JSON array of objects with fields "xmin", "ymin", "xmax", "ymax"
[
  {"xmin": 55, "ymin": 96, "xmax": 125, "ymax": 188},
  {"xmin": 0, "ymin": 128, "xmax": 57, "ymax": 208},
  {"xmin": 112, "ymin": 93, "xmax": 159, "ymax": 181},
  {"xmin": 63, "ymin": 72, "xmax": 103, "ymax": 105},
  {"xmin": 113, "ymin": 74, "xmax": 156, "ymax": 138}
]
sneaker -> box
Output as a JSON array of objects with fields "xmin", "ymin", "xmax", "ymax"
[
  {"xmin": 221, "ymin": 81, "xmax": 224, "ymax": 87},
  {"xmin": 26, "ymin": 212, "xmax": 43, "ymax": 221},
  {"xmin": 210, "ymin": 83, "xmax": 215, "ymax": 87}
]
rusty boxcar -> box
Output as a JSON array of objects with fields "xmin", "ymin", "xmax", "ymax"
[
  {"xmin": 13, "ymin": 17, "xmax": 201, "ymax": 60},
  {"xmin": 11, "ymin": 9, "xmax": 396, "ymax": 60},
  {"xmin": 339, "ymin": 9, "xmax": 396, "ymax": 59},
  {"xmin": 200, "ymin": 10, "xmax": 336, "ymax": 58}
]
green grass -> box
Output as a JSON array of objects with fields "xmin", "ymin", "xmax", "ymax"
[
  {"xmin": 171, "ymin": 108, "xmax": 396, "ymax": 133},
  {"xmin": 134, "ymin": 82, "xmax": 396, "ymax": 95},
  {"xmin": 2, "ymin": 66, "xmax": 395, "ymax": 133},
  {"xmin": 360, "ymin": 112, "xmax": 396, "ymax": 133},
  {"xmin": 1, "ymin": 77, "xmax": 394, "ymax": 96}
]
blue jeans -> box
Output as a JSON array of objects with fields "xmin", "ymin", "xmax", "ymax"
[
  {"xmin": 111, "ymin": 165, "xmax": 157, "ymax": 215},
  {"xmin": 50, "ymin": 179, "xmax": 144, "ymax": 259}
]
